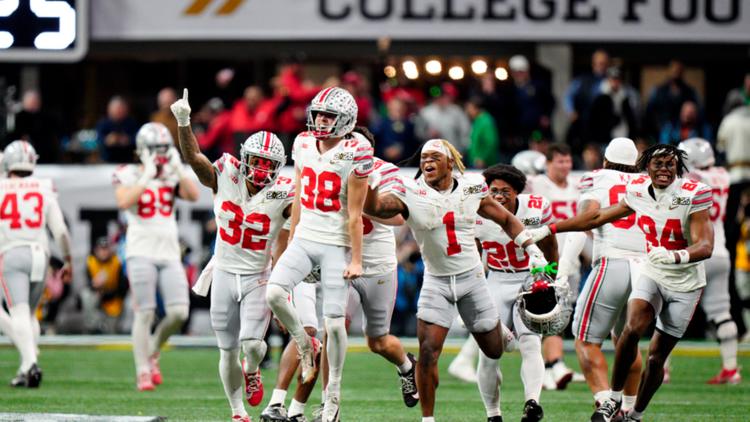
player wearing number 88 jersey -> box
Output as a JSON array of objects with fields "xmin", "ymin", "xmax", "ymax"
[{"xmin": 113, "ymin": 122, "xmax": 200, "ymax": 392}]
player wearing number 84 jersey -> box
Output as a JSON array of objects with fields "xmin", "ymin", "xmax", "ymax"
[{"xmin": 113, "ymin": 122, "xmax": 200, "ymax": 392}]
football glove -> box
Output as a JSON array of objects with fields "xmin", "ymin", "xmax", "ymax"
[{"xmin": 170, "ymin": 88, "xmax": 191, "ymax": 127}]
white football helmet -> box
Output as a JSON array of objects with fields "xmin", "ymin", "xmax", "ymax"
[
  {"xmin": 678, "ymin": 138, "xmax": 715, "ymax": 171},
  {"xmin": 136, "ymin": 122, "xmax": 173, "ymax": 165},
  {"xmin": 511, "ymin": 150, "xmax": 546, "ymax": 176},
  {"xmin": 2, "ymin": 140, "xmax": 38, "ymax": 173},
  {"xmin": 240, "ymin": 131, "xmax": 286, "ymax": 188},
  {"xmin": 516, "ymin": 271, "xmax": 572, "ymax": 336},
  {"xmin": 306, "ymin": 87, "xmax": 358, "ymax": 139}
]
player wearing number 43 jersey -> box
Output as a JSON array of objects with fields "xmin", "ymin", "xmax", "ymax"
[
  {"xmin": 529, "ymin": 144, "xmax": 715, "ymax": 422},
  {"xmin": 365, "ymin": 139, "xmax": 547, "ymax": 422},
  {"xmin": 1, "ymin": 141, "xmax": 72, "ymax": 389},
  {"xmin": 113, "ymin": 121, "xmax": 200, "ymax": 392},
  {"xmin": 172, "ymin": 88, "xmax": 295, "ymax": 422}
]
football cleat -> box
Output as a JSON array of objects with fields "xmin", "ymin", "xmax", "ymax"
[
  {"xmin": 242, "ymin": 361, "xmax": 264, "ymax": 407},
  {"xmin": 25, "ymin": 364, "xmax": 42, "ymax": 388},
  {"xmin": 149, "ymin": 354, "xmax": 162, "ymax": 385},
  {"xmin": 322, "ymin": 392, "xmax": 341, "ymax": 422},
  {"xmin": 521, "ymin": 399, "xmax": 544, "ymax": 422},
  {"xmin": 487, "ymin": 416, "xmax": 503, "ymax": 422},
  {"xmin": 300, "ymin": 337, "xmax": 321, "ymax": 384},
  {"xmin": 260, "ymin": 403, "xmax": 288, "ymax": 422},
  {"xmin": 542, "ymin": 368, "xmax": 558, "ymax": 390},
  {"xmin": 551, "ymin": 362, "xmax": 574, "ymax": 390},
  {"xmin": 10, "ymin": 372, "xmax": 27, "ymax": 388},
  {"xmin": 398, "ymin": 352, "xmax": 419, "ymax": 407},
  {"xmin": 137, "ymin": 372, "xmax": 155, "ymax": 391},
  {"xmin": 591, "ymin": 398, "xmax": 621, "ymax": 422},
  {"xmin": 232, "ymin": 415, "xmax": 251, "ymax": 422},
  {"xmin": 289, "ymin": 414, "xmax": 309, "ymax": 422},
  {"xmin": 311, "ymin": 403, "xmax": 324, "ymax": 422},
  {"xmin": 572, "ymin": 370, "xmax": 586, "ymax": 383},
  {"xmin": 707, "ymin": 367, "xmax": 741, "ymax": 385},
  {"xmin": 621, "ymin": 412, "xmax": 641, "ymax": 422},
  {"xmin": 448, "ymin": 355, "xmax": 477, "ymax": 383}
]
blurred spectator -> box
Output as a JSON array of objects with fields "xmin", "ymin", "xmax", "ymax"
[
  {"xmin": 64, "ymin": 129, "xmax": 101, "ymax": 163},
  {"xmin": 565, "ymin": 49, "xmax": 610, "ymax": 152},
  {"xmin": 215, "ymin": 67, "xmax": 237, "ymax": 109},
  {"xmin": 269, "ymin": 64, "xmax": 319, "ymax": 151},
  {"xmin": 586, "ymin": 67, "xmax": 640, "ymax": 146},
  {"xmin": 465, "ymin": 97, "xmax": 500, "ymax": 169},
  {"xmin": 342, "ymin": 71, "xmax": 374, "ymax": 126},
  {"xmin": 645, "ymin": 60, "xmax": 701, "ymax": 138},
  {"xmin": 392, "ymin": 250, "xmax": 422, "ymax": 337},
  {"xmin": 9, "ymin": 90, "xmax": 61, "ymax": 163},
  {"xmin": 229, "ymin": 86, "xmax": 276, "ymax": 149},
  {"xmin": 370, "ymin": 97, "xmax": 417, "ymax": 162},
  {"xmin": 504, "ymin": 55, "xmax": 555, "ymax": 146},
  {"xmin": 723, "ymin": 71, "xmax": 750, "ymax": 116},
  {"xmin": 582, "ymin": 143, "xmax": 603, "ymax": 171},
  {"xmin": 96, "ymin": 96, "xmax": 139, "ymax": 163},
  {"xmin": 718, "ymin": 105, "xmax": 750, "ymax": 257},
  {"xmin": 415, "ymin": 82, "xmax": 471, "ymax": 154},
  {"xmin": 659, "ymin": 100, "xmax": 712, "ymax": 145},
  {"xmin": 150, "ymin": 87, "xmax": 179, "ymax": 143},
  {"xmin": 81, "ymin": 237, "xmax": 128, "ymax": 334},
  {"xmin": 194, "ymin": 98, "xmax": 233, "ymax": 161},
  {"xmin": 737, "ymin": 192, "xmax": 750, "ymax": 340}
]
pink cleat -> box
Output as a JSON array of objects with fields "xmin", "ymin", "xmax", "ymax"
[
  {"xmin": 242, "ymin": 360, "xmax": 264, "ymax": 407},
  {"xmin": 149, "ymin": 354, "xmax": 162, "ymax": 386},
  {"xmin": 707, "ymin": 367, "xmax": 741, "ymax": 385},
  {"xmin": 137, "ymin": 372, "xmax": 155, "ymax": 391}
]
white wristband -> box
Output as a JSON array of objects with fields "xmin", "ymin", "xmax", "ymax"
[
  {"xmin": 525, "ymin": 243, "xmax": 543, "ymax": 256},
  {"xmin": 514, "ymin": 230, "xmax": 533, "ymax": 247},
  {"xmin": 675, "ymin": 249, "xmax": 690, "ymax": 264},
  {"xmin": 176, "ymin": 116, "xmax": 190, "ymax": 127}
]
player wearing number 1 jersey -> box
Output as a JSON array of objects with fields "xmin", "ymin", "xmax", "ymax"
[
  {"xmin": 266, "ymin": 86, "xmax": 373, "ymax": 422},
  {"xmin": 0, "ymin": 141, "xmax": 71, "ymax": 388},
  {"xmin": 113, "ymin": 122, "xmax": 200, "ymax": 392},
  {"xmin": 528, "ymin": 144, "xmax": 714, "ymax": 422},
  {"xmin": 678, "ymin": 138, "xmax": 741, "ymax": 385}
]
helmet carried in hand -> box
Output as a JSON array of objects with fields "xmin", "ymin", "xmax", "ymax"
[{"xmin": 516, "ymin": 271, "xmax": 572, "ymax": 336}]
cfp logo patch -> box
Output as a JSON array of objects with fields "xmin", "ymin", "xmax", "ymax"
[
  {"xmin": 522, "ymin": 217, "xmax": 542, "ymax": 226},
  {"xmin": 671, "ymin": 196, "xmax": 691, "ymax": 206},
  {"xmin": 266, "ymin": 190, "xmax": 289, "ymax": 200},
  {"xmin": 463, "ymin": 184, "xmax": 483, "ymax": 195},
  {"xmin": 333, "ymin": 152, "xmax": 354, "ymax": 161}
]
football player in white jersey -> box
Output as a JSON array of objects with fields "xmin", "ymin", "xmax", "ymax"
[
  {"xmin": 0, "ymin": 150, "xmax": 17, "ymax": 348},
  {"xmin": 474, "ymin": 164, "xmax": 559, "ymax": 422},
  {"xmin": 678, "ymin": 138, "xmax": 741, "ymax": 385},
  {"xmin": 527, "ymin": 143, "xmax": 582, "ymax": 390},
  {"xmin": 265, "ymin": 86, "xmax": 373, "ymax": 422},
  {"xmin": 364, "ymin": 139, "xmax": 547, "ymax": 422},
  {"xmin": 113, "ymin": 120, "xmax": 200, "ymax": 391},
  {"xmin": 558, "ymin": 138, "xmax": 645, "ymax": 412},
  {"xmin": 172, "ymin": 89, "xmax": 295, "ymax": 422},
  {"xmin": 0, "ymin": 141, "xmax": 72, "ymax": 388},
  {"xmin": 528, "ymin": 144, "xmax": 714, "ymax": 422}
]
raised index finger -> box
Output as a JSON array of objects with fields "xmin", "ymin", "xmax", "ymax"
[{"xmin": 182, "ymin": 88, "xmax": 189, "ymax": 102}]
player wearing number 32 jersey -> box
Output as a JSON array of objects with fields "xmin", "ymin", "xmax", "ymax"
[
  {"xmin": 528, "ymin": 144, "xmax": 714, "ymax": 422},
  {"xmin": 112, "ymin": 122, "xmax": 199, "ymax": 392}
]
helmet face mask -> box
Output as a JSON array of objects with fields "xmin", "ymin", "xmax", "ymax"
[
  {"xmin": 516, "ymin": 272, "xmax": 572, "ymax": 336},
  {"xmin": 136, "ymin": 122, "xmax": 173, "ymax": 166},
  {"xmin": 306, "ymin": 87, "xmax": 357, "ymax": 140},
  {"xmin": 240, "ymin": 131, "xmax": 286, "ymax": 189}
]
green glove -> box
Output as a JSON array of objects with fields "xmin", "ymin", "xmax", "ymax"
[{"xmin": 530, "ymin": 262, "xmax": 558, "ymax": 276}]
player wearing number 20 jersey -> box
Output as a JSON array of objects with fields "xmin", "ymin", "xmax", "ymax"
[{"xmin": 113, "ymin": 122, "xmax": 200, "ymax": 392}]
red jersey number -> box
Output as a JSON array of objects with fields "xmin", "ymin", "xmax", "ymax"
[
  {"xmin": 0, "ymin": 192, "xmax": 44, "ymax": 230},
  {"xmin": 482, "ymin": 240, "xmax": 529, "ymax": 270},
  {"xmin": 637, "ymin": 215, "xmax": 687, "ymax": 251},
  {"xmin": 219, "ymin": 201, "xmax": 271, "ymax": 251},
  {"xmin": 137, "ymin": 187, "xmax": 174, "ymax": 218},
  {"xmin": 300, "ymin": 167, "xmax": 342, "ymax": 212},
  {"xmin": 609, "ymin": 185, "xmax": 635, "ymax": 229}
]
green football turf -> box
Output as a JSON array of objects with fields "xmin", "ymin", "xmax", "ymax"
[{"xmin": 0, "ymin": 345, "xmax": 748, "ymax": 421}]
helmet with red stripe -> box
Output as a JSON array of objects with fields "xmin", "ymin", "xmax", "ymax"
[
  {"xmin": 516, "ymin": 271, "xmax": 572, "ymax": 336},
  {"xmin": 240, "ymin": 131, "xmax": 286, "ymax": 189},
  {"xmin": 2, "ymin": 140, "xmax": 38, "ymax": 173},
  {"xmin": 306, "ymin": 87, "xmax": 358, "ymax": 139},
  {"xmin": 136, "ymin": 122, "xmax": 173, "ymax": 166}
]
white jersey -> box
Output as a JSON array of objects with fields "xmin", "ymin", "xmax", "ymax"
[
  {"xmin": 528, "ymin": 173, "xmax": 580, "ymax": 257},
  {"xmin": 475, "ymin": 193, "xmax": 551, "ymax": 272},
  {"xmin": 112, "ymin": 164, "xmax": 181, "ymax": 261},
  {"xmin": 578, "ymin": 169, "xmax": 646, "ymax": 261},
  {"xmin": 0, "ymin": 177, "xmax": 62, "ymax": 254},
  {"xmin": 291, "ymin": 131, "xmax": 374, "ymax": 247},
  {"xmin": 393, "ymin": 172, "xmax": 488, "ymax": 276},
  {"xmin": 690, "ymin": 167, "xmax": 729, "ymax": 258},
  {"xmin": 212, "ymin": 154, "xmax": 294, "ymax": 275},
  {"xmin": 624, "ymin": 176, "xmax": 712, "ymax": 292},
  {"xmin": 362, "ymin": 158, "xmax": 399, "ymax": 276}
]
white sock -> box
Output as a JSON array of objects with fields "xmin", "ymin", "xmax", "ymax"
[
  {"xmin": 610, "ymin": 390, "xmax": 623, "ymax": 402},
  {"xmin": 288, "ymin": 399, "xmax": 306, "ymax": 416},
  {"xmin": 0, "ymin": 307, "xmax": 18, "ymax": 346},
  {"xmin": 716, "ymin": 320, "xmax": 739, "ymax": 370},
  {"xmin": 267, "ymin": 285, "xmax": 310, "ymax": 352},
  {"xmin": 9, "ymin": 304, "xmax": 35, "ymax": 372},
  {"xmin": 31, "ymin": 316, "xmax": 40, "ymax": 355},
  {"xmin": 397, "ymin": 354, "xmax": 413, "ymax": 374},
  {"xmin": 622, "ymin": 395, "xmax": 636, "ymax": 412},
  {"xmin": 149, "ymin": 305, "xmax": 188, "ymax": 356},
  {"xmin": 594, "ymin": 390, "xmax": 610, "ymax": 406},
  {"xmin": 477, "ymin": 351, "xmax": 501, "ymax": 417},
  {"xmin": 132, "ymin": 310, "xmax": 155, "ymax": 375},
  {"xmin": 325, "ymin": 316, "xmax": 347, "ymax": 395},
  {"xmin": 422, "ymin": 417, "xmax": 436, "ymax": 422},
  {"xmin": 519, "ymin": 335, "xmax": 544, "ymax": 402},
  {"xmin": 241, "ymin": 339, "xmax": 267, "ymax": 373},
  {"xmin": 269, "ymin": 388, "xmax": 287, "ymax": 406},
  {"xmin": 219, "ymin": 348, "xmax": 246, "ymax": 416},
  {"xmin": 456, "ymin": 335, "xmax": 479, "ymax": 362},
  {"xmin": 321, "ymin": 388, "xmax": 327, "ymax": 403}
]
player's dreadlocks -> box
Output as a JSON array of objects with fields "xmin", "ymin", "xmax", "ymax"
[
  {"xmin": 352, "ymin": 126, "xmax": 376, "ymax": 149},
  {"xmin": 483, "ymin": 164, "xmax": 527, "ymax": 194},
  {"xmin": 636, "ymin": 143, "xmax": 689, "ymax": 177},
  {"xmin": 398, "ymin": 139, "xmax": 465, "ymax": 179}
]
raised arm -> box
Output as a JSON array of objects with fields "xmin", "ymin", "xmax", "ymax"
[
  {"xmin": 556, "ymin": 200, "xmax": 633, "ymax": 233},
  {"xmin": 171, "ymin": 88, "xmax": 218, "ymax": 192}
]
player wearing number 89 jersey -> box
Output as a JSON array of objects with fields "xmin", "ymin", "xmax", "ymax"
[{"xmin": 113, "ymin": 122, "xmax": 200, "ymax": 392}]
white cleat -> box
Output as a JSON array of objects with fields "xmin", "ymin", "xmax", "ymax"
[
  {"xmin": 551, "ymin": 361, "xmax": 574, "ymax": 390},
  {"xmin": 448, "ymin": 355, "xmax": 477, "ymax": 383},
  {"xmin": 542, "ymin": 368, "xmax": 558, "ymax": 390},
  {"xmin": 322, "ymin": 392, "xmax": 340, "ymax": 422},
  {"xmin": 299, "ymin": 337, "xmax": 321, "ymax": 384}
]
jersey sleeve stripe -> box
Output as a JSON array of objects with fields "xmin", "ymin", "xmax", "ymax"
[
  {"xmin": 380, "ymin": 167, "xmax": 399, "ymax": 177},
  {"xmin": 692, "ymin": 197, "xmax": 712, "ymax": 205},
  {"xmin": 541, "ymin": 215, "xmax": 551, "ymax": 224},
  {"xmin": 354, "ymin": 155, "xmax": 373, "ymax": 161}
]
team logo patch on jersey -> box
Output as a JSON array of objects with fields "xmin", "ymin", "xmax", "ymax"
[
  {"xmin": 522, "ymin": 217, "xmax": 542, "ymax": 226},
  {"xmin": 266, "ymin": 190, "xmax": 289, "ymax": 200},
  {"xmin": 463, "ymin": 184, "xmax": 484, "ymax": 195},
  {"xmin": 671, "ymin": 196, "xmax": 691, "ymax": 206},
  {"xmin": 333, "ymin": 152, "xmax": 354, "ymax": 161},
  {"xmin": 231, "ymin": 176, "xmax": 239, "ymax": 184}
]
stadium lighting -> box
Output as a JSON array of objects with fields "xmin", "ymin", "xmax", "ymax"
[
  {"xmin": 471, "ymin": 59, "xmax": 488, "ymax": 75},
  {"xmin": 384, "ymin": 65, "xmax": 397, "ymax": 78},
  {"xmin": 448, "ymin": 66, "xmax": 464, "ymax": 80},
  {"xmin": 495, "ymin": 67, "xmax": 509, "ymax": 81},
  {"xmin": 425, "ymin": 60, "xmax": 442, "ymax": 75},
  {"xmin": 403, "ymin": 60, "xmax": 419, "ymax": 80}
]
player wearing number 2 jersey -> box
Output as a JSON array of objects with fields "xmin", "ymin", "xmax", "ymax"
[
  {"xmin": 265, "ymin": 86, "xmax": 373, "ymax": 422},
  {"xmin": 172, "ymin": 88, "xmax": 294, "ymax": 422},
  {"xmin": 0, "ymin": 141, "xmax": 71, "ymax": 388},
  {"xmin": 113, "ymin": 122, "xmax": 200, "ymax": 392},
  {"xmin": 474, "ymin": 164, "xmax": 559, "ymax": 422},
  {"xmin": 365, "ymin": 139, "xmax": 547, "ymax": 422},
  {"xmin": 528, "ymin": 144, "xmax": 714, "ymax": 422},
  {"xmin": 678, "ymin": 138, "xmax": 741, "ymax": 385}
]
